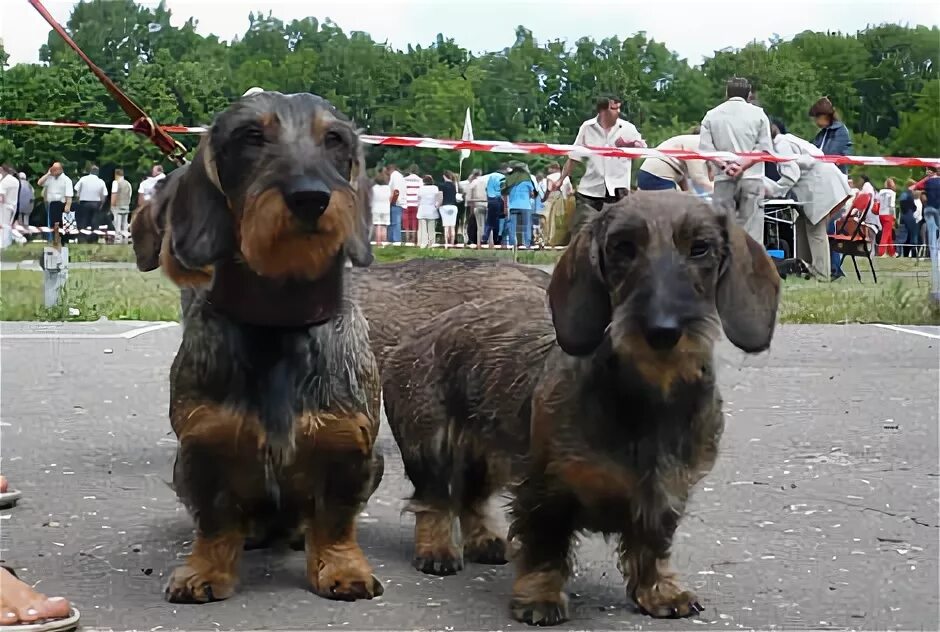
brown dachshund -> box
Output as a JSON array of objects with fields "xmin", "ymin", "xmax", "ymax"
[
  {"xmin": 372, "ymin": 192, "xmax": 780, "ymax": 624},
  {"xmin": 130, "ymin": 91, "xmax": 384, "ymax": 604},
  {"xmin": 348, "ymin": 258, "xmax": 550, "ymax": 370}
]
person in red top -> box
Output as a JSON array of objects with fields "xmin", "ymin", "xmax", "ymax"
[{"xmin": 403, "ymin": 166, "xmax": 422, "ymax": 244}]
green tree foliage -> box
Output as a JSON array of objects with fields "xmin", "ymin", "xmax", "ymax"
[{"xmin": 1, "ymin": 0, "xmax": 937, "ymax": 192}]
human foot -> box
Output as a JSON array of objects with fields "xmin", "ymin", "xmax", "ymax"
[
  {"xmin": 0, "ymin": 566, "xmax": 75, "ymax": 626},
  {"xmin": 0, "ymin": 475, "xmax": 22, "ymax": 509}
]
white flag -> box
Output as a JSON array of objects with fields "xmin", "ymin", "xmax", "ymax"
[{"xmin": 459, "ymin": 107, "xmax": 473, "ymax": 163}]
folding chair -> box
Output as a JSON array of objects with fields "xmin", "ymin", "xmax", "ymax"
[{"xmin": 829, "ymin": 192, "xmax": 878, "ymax": 283}]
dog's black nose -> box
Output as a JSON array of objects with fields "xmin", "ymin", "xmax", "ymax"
[
  {"xmin": 643, "ymin": 316, "xmax": 683, "ymax": 351},
  {"xmin": 283, "ymin": 178, "xmax": 331, "ymax": 224}
]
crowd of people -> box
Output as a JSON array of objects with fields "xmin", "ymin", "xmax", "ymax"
[
  {"xmin": 1, "ymin": 81, "xmax": 938, "ymax": 301},
  {"xmin": 361, "ymin": 81, "xmax": 937, "ymax": 301},
  {"xmin": 0, "ymin": 162, "xmax": 166, "ymax": 248},
  {"xmin": 2, "ymin": 79, "xmax": 940, "ymax": 629}
]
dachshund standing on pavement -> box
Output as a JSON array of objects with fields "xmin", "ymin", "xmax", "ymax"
[
  {"xmin": 374, "ymin": 193, "xmax": 781, "ymax": 625},
  {"xmin": 131, "ymin": 91, "xmax": 384, "ymax": 604}
]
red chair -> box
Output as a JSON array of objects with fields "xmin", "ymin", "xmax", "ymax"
[{"xmin": 829, "ymin": 192, "xmax": 878, "ymax": 283}]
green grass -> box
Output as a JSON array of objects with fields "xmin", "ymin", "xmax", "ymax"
[
  {"xmin": 1, "ymin": 246, "xmax": 937, "ymax": 324},
  {"xmin": 0, "ymin": 242, "xmax": 563, "ymax": 266},
  {"xmin": 0, "ymin": 269, "xmax": 180, "ymax": 321},
  {"xmin": 0, "ymin": 242, "xmax": 138, "ymax": 263}
]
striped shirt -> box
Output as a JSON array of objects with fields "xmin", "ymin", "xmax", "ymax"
[{"xmin": 404, "ymin": 174, "xmax": 422, "ymax": 208}]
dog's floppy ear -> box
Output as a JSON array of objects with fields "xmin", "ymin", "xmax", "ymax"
[
  {"xmin": 547, "ymin": 213, "xmax": 611, "ymax": 356},
  {"xmin": 129, "ymin": 168, "xmax": 181, "ymax": 271},
  {"xmin": 168, "ymin": 137, "xmax": 237, "ymax": 270},
  {"xmin": 716, "ymin": 218, "xmax": 782, "ymax": 353},
  {"xmin": 344, "ymin": 143, "xmax": 374, "ymax": 267},
  {"xmin": 129, "ymin": 198, "xmax": 164, "ymax": 272}
]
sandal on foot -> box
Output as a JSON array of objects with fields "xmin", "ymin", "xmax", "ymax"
[
  {"xmin": 0, "ymin": 567, "xmax": 80, "ymax": 632},
  {"xmin": 0, "ymin": 490, "xmax": 21, "ymax": 509}
]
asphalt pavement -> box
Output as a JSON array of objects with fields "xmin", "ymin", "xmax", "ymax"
[{"xmin": 0, "ymin": 320, "xmax": 937, "ymax": 631}]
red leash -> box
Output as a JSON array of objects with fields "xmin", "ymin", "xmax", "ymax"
[{"xmin": 28, "ymin": 0, "xmax": 190, "ymax": 165}]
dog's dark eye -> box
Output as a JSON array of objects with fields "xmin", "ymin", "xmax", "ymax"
[
  {"xmin": 324, "ymin": 130, "xmax": 352, "ymax": 178},
  {"xmin": 241, "ymin": 125, "xmax": 266, "ymax": 146},
  {"xmin": 690, "ymin": 240, "xmax": 711, "ymax": 258},
  {"xmin": 611, "ymin": 240, "xmax": 637, "ymax": 260}
]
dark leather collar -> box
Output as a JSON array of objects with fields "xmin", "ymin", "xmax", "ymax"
[{"xmin": 206, "ymin": 255, "xmax": 344, "ymax": 328}]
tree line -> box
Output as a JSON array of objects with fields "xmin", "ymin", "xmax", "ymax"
[{"xmin": 1, "ymin": 0, "xmax": 937, "ymax": 191}]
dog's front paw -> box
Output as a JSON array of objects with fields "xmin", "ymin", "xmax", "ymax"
[
  {"xmin": 310, "ymin": 547, "xmax": 384, "ymax": 601},
  {"xmin": 633, "ymin": 581, "xmax": 703, "ymax": 618},
  {"xmin": 164, "ymin": 563, "xmax": 237, "ymax": 603},
  {"xmin": 510, "ymin": 592, "xmax": 569, "ymax": 626},
  {"xmin": 413, "ymin": 548, "xmax": 464, "ymax": 576}
]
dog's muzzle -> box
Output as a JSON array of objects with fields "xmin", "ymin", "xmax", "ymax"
[
  {"xmin": 282, "ymin": 176, "xmax": 331, "ymax": 227},
  {"xmin": 642, "ymin": 310, "xmax": 683, "ymax": 351}
]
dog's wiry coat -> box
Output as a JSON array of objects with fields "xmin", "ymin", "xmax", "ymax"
[
  {"xmin": 347, "ymin": 259, "xmax": 552, "ymax": 574},
  {"xmin": 353, "ymin": 193, "xmax": 780, "ymax": 626},
  {"xmin": 131, "ymin": 91, "xmax": 384, "ymax": 604}
]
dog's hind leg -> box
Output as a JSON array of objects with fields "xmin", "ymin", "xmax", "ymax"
[
  {"xmin": 457, "ymin": 447, "xmax": 511, "ymax": 566},
  {"xmin": 400, "ymin": 446, "xmax": 463, "ymax": 575},
  {"xmin": 297, "ymin": 412, "xmax": 384, "ymax": 601},
  {"xmin": 385, "ymin": 396, "xmax": 463, "ymax": 576}
]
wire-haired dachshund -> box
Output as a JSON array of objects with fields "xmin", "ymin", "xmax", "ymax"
[
  {"xmin": 373, "ymin": 192, "xmax": 781, "ymax": 624},
  {"xmin": 130, "ymin": 91, "xmax": 384, "ymax": 604}
]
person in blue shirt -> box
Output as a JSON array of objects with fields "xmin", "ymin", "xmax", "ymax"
[
  {"xmin": 809, "ymin": 97, "xmax": 853, "ymax": 280},
  {"xmin": 911, "ymin": 166, "xmax": 940, "ymax": 304},
  {"xmin": 482, "ymin": 164, "xmax": 508, "ymax": 245},
  {"xmin": 503, "ymin": 161, "xmax": 538, "ymax": 247}
]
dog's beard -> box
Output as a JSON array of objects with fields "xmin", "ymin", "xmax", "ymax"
[
  {"xmin": 238, "ymin": 187, "xmax": 355, "ymax": 281},
  {"xmin": 609, "ymin": 313, "xmax": 716, "ymax": 394}
]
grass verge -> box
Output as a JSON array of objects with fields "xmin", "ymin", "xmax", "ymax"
[
  {"xmin": 1, "ymin": 248, "xmax": 937, "ymax": 324},
  {"xmin": 0, "ymin": 243, "xmax": 564, "ymax": 265}
]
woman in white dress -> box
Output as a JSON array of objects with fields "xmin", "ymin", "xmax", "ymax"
[
  {"xmin": 371, "ymin": 172, "xmax": 391, "ymax": 244},
  {"xmin": 416, "ymin": 175, "xmax": 440, "ymax": 248}
]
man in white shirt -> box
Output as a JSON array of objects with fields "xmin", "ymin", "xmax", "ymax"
[
  {"xmin": 37, "ymin": 162, "xmax": 74, "ymax": 241},
  {"xmin": 699, "ymin": 77, "xmax": 774, "ymax": 242},
  {"xmin": 138, "ymin": 165, "xmax": 166, "ymax": 203},
  {"xmin": 74, "ymin": 164, "xmax": 109, "ymax": 242},
  {"xmin": 558, "ymin": 95, "xmax": 646, "ymax": 216},
  {"xmin": 0, "ymin": 165, "xmax": 21, "ymax": 249},
  {"xmin": 386, "ymin": 163, "xmax": 408, "ymax": 243},
  {"xmin": 637, "ymin": 129, "xmax": 713, "ymax": 195}
]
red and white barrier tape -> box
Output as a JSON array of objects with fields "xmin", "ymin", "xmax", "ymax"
[
  {"xmin": 2, "ymin": 118, "xmax": 938, "ymax": 168},
  {"xmin": 1, "ymin": 224, "xmax": 561, "ymax": 250},
  {"xmin": 2, "ymin": 224, "xmax": 129, "ymax": 237}
]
